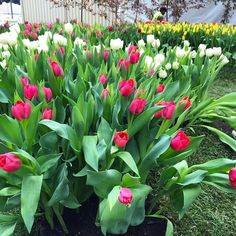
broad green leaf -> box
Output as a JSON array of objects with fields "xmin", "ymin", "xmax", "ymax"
[
  {"xmin": 128, "ymin": 106, "xmax": 163, "ymax": 137},
  {"xmin": 0, "ymin": 214, "xmax": 18, "ymax": 236},
  {"xmin": 21, "ymin": 175, "xmax": 43, "ymax": 232},
  {"xmin": 179, "ymin": 185, "xmax": 202, "ymax": 219},
  {"xmin": 39, "ymin": 120, "xmax": 80, "ymax": 151},
  {"xmin": 139, "ymin": 135, "xmax": 171, "ymax": 181},
  {"xmin": 48, "ymin": 164, "xmax": 69, "ymax": 207},
  {"xmin": 0, "ymin": 187, "xmax": 20, "ymax": 197},
  {"xmin": 116, "ymin": 152, "xmax": 139, "ymax": 176},
  {"xmin": 191, "ymin": 158, "xmax": 236, "ymax": 173},
  {"xmin": 37, "ymin": 153, "xmax": 62, "ymax": 173},
  {"xmin": 0, "ymin": 115, "xmax": 23, "ymax": 146},
  {"xmin": 204, "ymin": 173, "xmax": 236, "ymax": 193},
  {"xmin": 26, "ymin": 103, "xmax": 42, "ymax": 147},
  {"xmin": 202, "ymin": 125, "xmax": 236, "ymax": 151},
  {"xmin": 82, "ymin": 136, "xmax": 99, "ymax": 171},
  {"xmin": 86, "ymin": 170, "xmax": 122, "ymax": 198}
]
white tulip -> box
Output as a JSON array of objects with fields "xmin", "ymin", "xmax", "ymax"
[
  {"xmin": 139, "ymin": 48, "xmax": 145, "ymax": 56},
  {"xmin": 110, "ymin": 38, "xmax": 124, "ymax": 50},
  {"xmin": 190, "ymin": 50, "xmax": 197, "ymax": 59},
  {"xmin": 138, "ymin": 39, "xmax": 146, "ymax": 47},
  {"xmin": 144, "ymin": 56, "xmax": 153, "ymax": 69},
  {"xmin": 220, "ymin": 55, "xmax": 229, "ymax": 65},
  {"xmin": 38, "ymin": 44, "xmax": 49, "ymax": 53},
  {"xmin": 53, "ymin": 34, "xmax": 67, "ymax": 46},
  {"xmin": 213, "ymin": 47, "xmax": 222, "ymax": 57},
  {"xmin": 172, "ymin": 61, "xmax": 179, "ymax": 70},
  {"xmin": 152, "ymin": 39, "xmax": 160, "ymax": 48},
  {"xmin": 199, "ymin": 50, "xmax": 205, "ymax": 58},
  {"xmin": 198, "ymin": 44, "xmax": 207, "ymax": 51},
  {"xmin": 206, "ymin": 48, "xmax": 214, "ymax": 57},
  {"xmin": 64, "ymin": 23, "xmax": 73, "ymax": 33},
  {"xmin": 1, "ymin": 51, "xmax": 10, "ymax": 59},
  {"xmin": 0, "ymin": 59, "xmax": 6, "ymax": 69},
  {"xmin": 183, "ymin": 40, "xmax": 190, "ymax": 47},
  {"xmin": 176, "ymin": 47, "xmax": 185, "ymax": 58},
  {"xmin": 154, "ymin": 54, "xmax": 165, "ymax": 64},
  {"xmin": 232, "ymin": 130, "xmax": 236, "ymax": 139},
  {"xmin": 147, "ymin": 35, "xmax": 155, "ymax": 44},
  {"xmin": 165, "ymin": 63, "xmax": 172, "ymax": 70},
  {"xmin": 9, "ymin": 24, "xmax": 20, "ymax": 34},
  {"xmin": 159, "ymin": 69, "xmax": 167, "ymax": 79},
  {"xmin": 74, "ymin": 37, "xmax": 86, "ymax": 47}
]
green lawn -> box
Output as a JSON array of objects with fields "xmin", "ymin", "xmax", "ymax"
[{"xmin": 170, "ymin": 64, "xmax": 236, "ymax": 236}]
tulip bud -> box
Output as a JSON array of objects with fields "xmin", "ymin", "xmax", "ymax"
[
  {"xmin": 50, "ymin": 61, "xmax": 64, "ymax": 77},
  {"xmin": 24, "ymin": 84, "xmax": 38, "ymax": 101},
  {"xmin": 179, "ymin": 96, "xmax": 191, "ymax": 110},
  {"xmin": 118, "ymin": 188, "xmax": 133, "ymax": 205},
  {"xmin": 114, "ymin": 131, "xmax": 129, "ymax": 147},
  {"xmin": 154, "ymin": 101, "xmax": 176, "ymax": 120},
  {"xmin": 171, "ymin": 130, "xmax": 190, "ymax": 151},
  {"xmin": 21, "ymin": 76, "xmax": 29, "ymax": 87},
  {"xmin": 129, "ymin": 52, "xmax": 140, "ymax": 64},
  {"xmin": 43, "ymin": 87, "xmax": 53, "ymax": 102},
  {"xmin": 127, "ymin": 45, "xmax": 138, "ymax": 54},
  {"xmin": 156, "ymin": 84, "xmax": 165, "ymax": 93},
  {"xmin": 104, "ymin": 50, "xmax": 110, "ymax": 61},
  {"xmin": 229, "ymin": 168, "xmax": 236, "ymax": 188},
  {"xmin": 11, "ymin": 101, "xmax": 31, "ymax": 120},
  {"xmin": 42, "ymin": 108, "xmax": 53, "ymax": 120},
  {"xmin": 129, "ymin": 98, "xmax": 146, "ymax": 115},
  {"xmin": 99, "ymin": 75, "xmax": 108, "ymax": 85},
  {"xmin": 101, "ymin": 88, "xmax": 110, "ymax": 100},
  {"xmin": 119, "ymin": 79, "xmax": 135, "ymax": 96},
  {"xmin": 0, "ymin": 153, "xmax": 21, "ymax": 172},
  {"xmin": 118, "ymin": 58, "xmax": 130, "ymax": 72}
]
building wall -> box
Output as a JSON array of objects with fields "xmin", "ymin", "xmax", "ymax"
[{"xmin": 20, "ymin": 0, "xmax": 115, "ymax": 25}]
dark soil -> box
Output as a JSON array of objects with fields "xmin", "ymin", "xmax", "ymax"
[{"xmin": 38, "ymin": 195, "xmax": 166, "ymax": 236}]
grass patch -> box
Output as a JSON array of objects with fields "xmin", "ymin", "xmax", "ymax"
[{"xmin": 169, "ymin": 64, "xmax": 236, "ymax": 236}]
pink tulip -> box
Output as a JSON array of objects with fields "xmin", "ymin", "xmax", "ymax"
[
  {"xmin": 0, "ymin": 153, "xmax": 21, "ymax": 172},
  {"xmin": 11, "ymin": 101, "xmax": 31, "ymax": 120}
]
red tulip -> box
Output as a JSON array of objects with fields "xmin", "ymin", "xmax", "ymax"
[
  {"xmin": 129, "ymin": 98, "xmax": 146, "ymax": 115},
  {"xmin": 104, "ymin": 50, "xmax": 110, "ymax": 61},
  {"xmin": 34, "ymin": 54, "xmax": 39, "ymax": 61},
  {"xmin": 31, "ymin": 32, "xmax": 38, "ymax": 40},
  {"xmin": 179, "ymin": 96, "xmax": 191, "ymax": 110},
  {"xmin": 0, "ymin": 153, "xmax": 21, "ymax": 172},
  {"xmin": 24, "ymin": 84, "xmax": 38, "ymax": 100},
  {"xmin": 101, "ymin": 88, "xmax": 110, "ymax": 100},
  {"xmin": 130, "ymin": 52, "xmax": 140, "ymax": 64},
  {"xmin": 154, "ymin": 101, "xmax": 176, "ymax": 120},
  {"xmin": 43, "ymin": 87, "xmax": 53, "ymax": 102},
  {"xmin": 47, "ymin": 23, "xmax": 53, "ymax": 29},
  {"xmin": 156, "ymin": 84, "xmax": 165, "ymax": 93},
  {"xmin": 128, "ymin": 45, "xmax": 138, "ymax": 54},
  {"xmin": 118, "ymin": 58, "xmax": 130, "ymax": 72},
  {"xmin": 23, "ymin": 29, "xmax": 31, "ymax": 37},
  {"xmin": 21, "ymin": 77, "xmax": 29, "ymax": 87},
  {"xmin": 42, "ymin": 108, "xmax": 53, "ymax": 120},
  {"xmin": 229, "ymin": 168, "xmax": 236, "ymax": 188},
  {"xmin": 11, "ymin": 101, "xmax": 31, "ymax": 120},
  {"xmin": 119, "ymin": 79, "xmax": 135, "ymax": 96},
  {"xmin": 99, "ymin": 75, "xmax": 108, "ymax": 85},
  {"xmin": 25, "ymin": 23, "xmax": 32, "ymax": 32},
  {"xmin": 171, "ymin": 130, "xmax": 190, "ymax": 151},
  {"xmin": 114, "ymin": 131, "xmax": 129, "ymax": 147},
  {"xmin": 118, "ymin": 188, "xmax": 133, "ymax": 205},
  {"xmin": 108, "ymin": 26, "xmax": 113, "ymax": 32},
  {"xmin": 50, "ymin": 61, "xmax": 64, "ymax": 77}
]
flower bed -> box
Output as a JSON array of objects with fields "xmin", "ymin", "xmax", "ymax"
[{"xmin": 0, "ymin": 22, "xmax": 236, "ymax": 235}]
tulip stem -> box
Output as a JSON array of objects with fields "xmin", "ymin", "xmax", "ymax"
[{"xmin": 147, "ymin": 191, "xmax": 165, "ymax": 214}]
